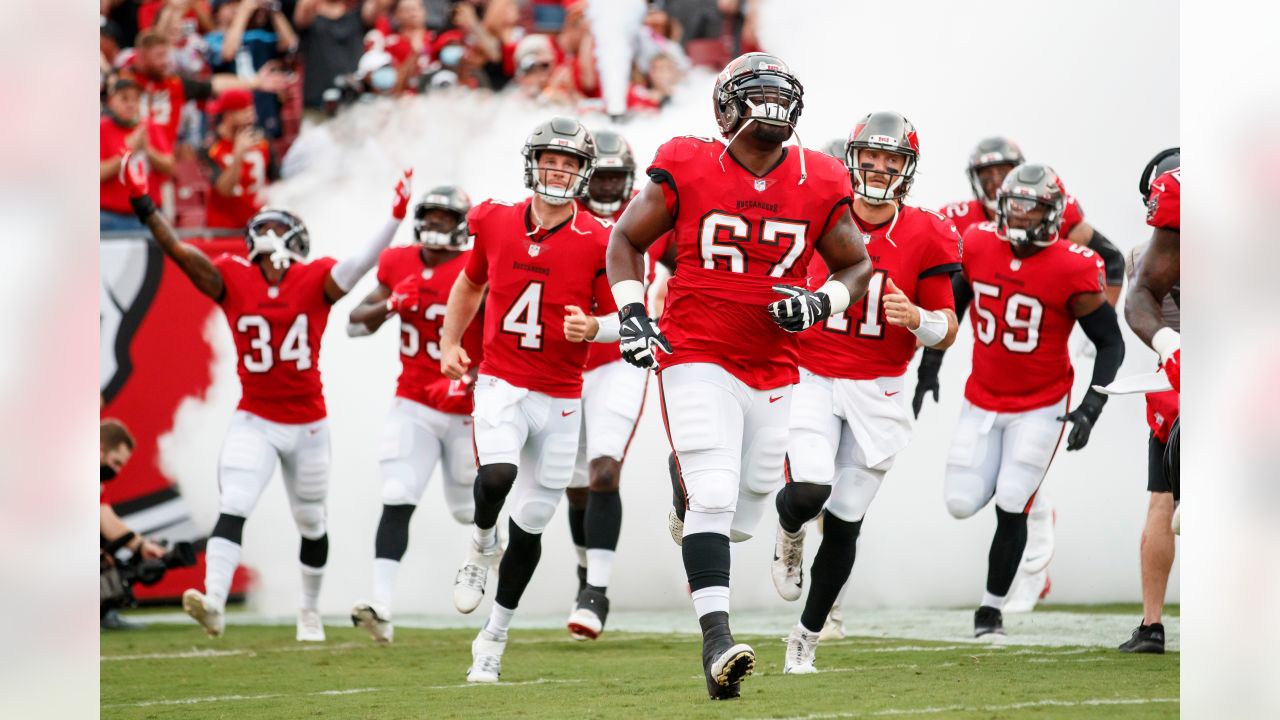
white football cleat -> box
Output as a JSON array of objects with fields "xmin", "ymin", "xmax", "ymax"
[
  {"xmin": 819, "ymin": 605, "xmax": 845, "ymax": 641},
  {"xmin": 296, "ymin": 609, "xmax": 325, "ymax": 642},
  {"xmin": 784, "ymin": 624, "xmax": 821, "ymax": 674},
  {"xmin": 668, "ymin": 507, "xmax": 684, "ymax": 546},
  {"xmin": 181, "ymin": 589, "xmax": 225, "ymax": 638},
  {"xmin": 351, "ymin": 602, "xmax": 394, "ymax": 644},
  {"xmin": 466, "ymin": 629, "xmax": 506, "ymax": 683},
  {"xmin": 454, "ymin": 539, "xmax": 502, "ymax": 614},
  {"xmin": 771, "ymin": 525, "xmax": 805, "ymax": 601}
]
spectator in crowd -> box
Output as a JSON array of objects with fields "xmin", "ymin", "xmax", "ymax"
[
  {"xmin": 101, "ymin": 77, "xmax": 175, "ymax": 232},
  {"xmin": 353, "ymin": 48, "xmax": 402, "ymax": 96},
  {"xmin": 470, "ymin": 0, "xmax": 524, "ymax": 90},
  {"xmin": 103, "ymin": 0, "xmax": 145, "ymax": 48},
  {"xmin": 383, "ymin": 0, "xmax": 433, "ymax": 78},
  {"xmin": 145, "ymin": 0, "xmax": 215, "ymax": 35},
  {"xmin": 204, "ymin": 89, "xmax": 279, "ymax": 229},
  {"xmin": 294, "ymin": 0, "xmax": 382, "ymax": 115},
  {"xmin": 422, "ymin": 30, "xmax": 491, "ymax": 90},
  {"xmin": 550, "ymin": 1, "xmax": 598, "ymax": 99},
  {"xmin": 207, "ymin": 0, "xmax": 299, "ymax": 138},
  {"xmin": 155, "ymin": 1, "xmax": 215, "ymax": 79}
]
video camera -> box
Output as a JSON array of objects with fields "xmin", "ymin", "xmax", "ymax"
[{"xmin": 100, "ymin": 539, "xmax": 196, "ymax": 612}]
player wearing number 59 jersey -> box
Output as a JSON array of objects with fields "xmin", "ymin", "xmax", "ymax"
[
  {"xmin": 608, "ymin": 53, "xmax": 873, "ymax": 699},
  {"xmin": 118, "ymin": 156, "xmax": 412, "ymax": 642},
  {"xmin": 771, "ymin": 112, "xmax": 963, "ymax": 674},
  {"xmin": 929, "ymin": 164, "xmax": 1125, "ymax": 639},
  {"xmin": 346, "ymin": 186, "xmax": 485, "ymax": 645}
]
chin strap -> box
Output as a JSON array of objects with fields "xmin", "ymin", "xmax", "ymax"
[{"xmin": 718, "ymin": 118, "xmax": 807, "ymax": 184}]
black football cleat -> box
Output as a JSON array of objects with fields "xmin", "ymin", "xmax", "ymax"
[
  {"xmin": 974, "ymin": 606, "xmax": 1005, "ymax": 638},
  {"xmin": 567, "ymin": 587, "xmax": 610, "ymax": 640},
  {"xmin": 699, "ymin": 612, "xmax": 754, "ymax": 700},
  {"xmin": 576, "ymin": 565, "xmax": 587, "ymax": 597},
  {"xmin": 1118, "ymin": 623, "xmax": 1165, "ymax": 654}
]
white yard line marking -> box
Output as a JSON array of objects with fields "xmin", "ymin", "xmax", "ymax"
[
  {"xmin": 767, "ymin": 697, "xmax": 1179, "ymax": 720},
  {"xmin": 101, "ymin": 648, "xmax": 249, "ymax": 662},
  {"xmin": 104, "ymin": 679, "xmax": 584, "ymax": 708}
]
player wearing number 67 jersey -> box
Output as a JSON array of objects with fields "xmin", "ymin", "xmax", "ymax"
[
  {"xmin": 607, "ymin": 52, "xmax": 873, "ymax": 700},
  {"xmin": 345, "ymin": 186, "xmax": 485, "ymax": 645},
  {"xmin": 927, "ymin": 164, "xmax": 1125, "ymax": 639},
  {"xmin": 770, "ymin": 112, "xmax": 963, "ymax": 674},
  {"xmin": 438, "ymin": 117, "xmax": 619, "ymax": 684},
  {"xmin": 118, "ymin": 155, "xmax": 413, "ymax": 642}
]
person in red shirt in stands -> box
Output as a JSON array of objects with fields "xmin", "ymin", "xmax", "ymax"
[
  {"xmin": 204, "ymin": 88, "xmax": 278, "ymax": 230},
  {"xmin": 101, "ymin": 76, "xmax": 175, "ymax": 232}
]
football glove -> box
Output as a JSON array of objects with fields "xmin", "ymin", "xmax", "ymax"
[
  {"xmin": 120, "ymin": 153, "xmax": 149, "ymax": 198},
  {"xmin": 1057, "ymin": 390, "xmax": 1107, "ymax": 451},
  {"xmin": 1163, "ymin": 348, "xmax": 1180, "ymax": 393},
  {"xmin": 618, "ymin": 302, "xmax": 671, "ymax": 369},
  {"xmin": 391, "ymin": 169, "xmax": 413, "ymax": 220},
  {"xmin": 913, "ymin": 348, "xmax": 944, "ymax": 419},
  {"xmin": 386, "ymin": 276, "xmax": 421, "ymax": 314},
  {"xmin": 768, "ymin": 285, "xmax": 831, "ymax": 333}
]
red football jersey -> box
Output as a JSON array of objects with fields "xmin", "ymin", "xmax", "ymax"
[
  {"xmin": 463, "ymin": 198, "xmax": 615, "ymax": 398},
  {"xmin": 648, "ymin": 136, "xmax": 853, "ymax": 390},
  {"xmin": 205, "ymin": 138, "xmax": 271, "ymax": 230},
  {"xmin": 961, "ymin": 223, "xmax": 1105, "ymax": 413},
  {"xmin": 941, "ymin": 181, "xmax": 1084, "ymax": 237},
  {"xmin": 800, "ymin": 206, "xmax": 962, "ymax": 379},
  {"xmin": 214, "ymin": 254, "xmax": 338, "ymax": 424},
  {"xmin": 376, "ymin": 246, "xmax": 484, "ymax": 415},
  {"xmin": 1146, "ymin": 168, "xmax": 1180, "ymax": 230}
]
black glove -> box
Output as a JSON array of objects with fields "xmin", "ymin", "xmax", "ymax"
[
  {"xmin": 1057, "ymin": 389, "xmax": 1107, "ymax": 451},
  {"xmin": 618, "ymin": 302, "xmax": 671, "ymax": 370},
  {"xmin": 767, "ymin": 285, "xmax": 831, "ymax": 333},
  {"xmin": 913, "ymin": 348, "xmax": 944, "ymax": 419}
]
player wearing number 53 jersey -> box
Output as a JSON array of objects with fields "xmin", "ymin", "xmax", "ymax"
[
  {"xmin": 346, "ymin": 186, "xmax": 485, "ymax": 645},
  {"xmin": 927, "ymin": 164, "xmax": 1125, "ymax": 639},
  {"xmin": 770, "ymin": 112, "xmax": 963, "ymax": 674},
  {"xmin": 118, "ymin": 156, "xmax": 413, "ymax": 642},
  {"xmin": 439, "ymin": 117, "xmax": 619, "ymax": 684},
  {"xmin": 608, "ymin": 53, "xmax": 873, "ymax": 699}
]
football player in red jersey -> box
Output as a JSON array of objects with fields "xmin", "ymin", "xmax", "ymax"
[
  {"xmin": 926, "ymin": 165, "xmax": 1125, "ymax": 638},
  {"xmin": 1119, "ymin": 147, "xmax": 1180, "ymax": 654},
  {"xmin": 345, "ymin": 186, "xmax": 483, "ymax": 645},
  {"xmin": 768, "ymin": 112, "xmax": 963, "ymax": 673},
  {"xmin": 607, "ymin": 53, "xmax": 873, "ymax": 699},
  {"xmin": 438, "ymin": 117, "xmax": 620, "ymax": 683},
  {"xmin": 561, "ymin": 129, "xmax": 656, "ymax": 639},
  {"xmin": 120, "ymin": 155, "xmax": 413, "ymax": 642}
]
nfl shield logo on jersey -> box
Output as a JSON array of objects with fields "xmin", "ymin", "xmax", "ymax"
[
  {"xmin": 528, "ymin": 243, "xmax": 541, "ymax": 257},
  {"xmin": 754, "ymin": 179, "xmax": 767, "ymax": 192}
]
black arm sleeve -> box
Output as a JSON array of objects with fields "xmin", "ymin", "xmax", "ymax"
[
  {"xmin": 1077, "ymin": 301, "xmax": 1125, "ymax": 400},
  {"xmin": 951, "ymin": 270, "xmax": 973, "ymax": 321},
  {"xmin": 1087, "ymin": 229, "xmax": 1126, "ymax": 287},
  {"xmin": 180, "ymin": 76, "xmax": 216, "ymax": 102}
]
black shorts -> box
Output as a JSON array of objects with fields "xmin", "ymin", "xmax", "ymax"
[{"xmin": 1148, "ymin": 433, "xmax": 1171, "ymax": 494}]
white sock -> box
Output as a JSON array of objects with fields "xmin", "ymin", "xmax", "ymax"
[
  {"xmin": 203, "ymin": 537, "xmax": 240, "ymax": 609},
  {"xmin": 474, "ymin": 525, "xmax": 497, "ymax": 550},
  {"xmin": 691, "ymin": 586, "xmax": 731, "ymax": 620},
  {"xmin": 981, "ymin": 590, "xmax": 1006, "ymax": 610},
  {"xmin": 483, "ymin": 603, "xmax": 515, "ymax": 640},
  {"xmin": 575, "ymin": 545, "xmax": 588, "ymax": 569},
  {"xmin": 372, "ymin": 558, "xmax": 399, "ymax": 611},
  {"xmin": 300, "ymin": 564, "xmax": 324, "ymax": 611},
  {"xmin": 585, "ymin": 549, "xmax": 614, "ymax": 588}
]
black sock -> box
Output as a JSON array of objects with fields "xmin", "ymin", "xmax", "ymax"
[
  {"xmin": 472, "ymin": 463, "xmax": 518, "ymax": 531},
  {"xmin": 494, "ymin": 518, "xmax": 543, "ymax": 610},
  {"xmin": 986, "ymin": 507, "xmax": 1029, "ymax": 597},
  {"xmin": 211, "ymin": 513, "xmax": 246, "ymax": 544},
  {"xmin": 374, "ymin": 504, "xmax": 415, "ymax": 561},
  {"xmin": 299, "ymin": 534, "xmax": 329, "ymax": 569},
  {"xmin": 800, "ymin": 513, "xmax": 862, "ymax": 632},
  {"xmin": 585, "ymin": 489, "xmax": 622, "ymax": 552},
  {"xmin": 682, "ymin": 531, "xmax": 730, "ymax": 599},
  {"xmin": 775, "ymin": 482, "xmax": 831, "ymax": 534},
  {"xmin": 568, "ymin": 504, "xmax": 586, "ymax": 551}
]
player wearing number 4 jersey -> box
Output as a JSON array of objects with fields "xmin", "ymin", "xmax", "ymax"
[
  {"xmin": 608, "ymin": 53, "xmax": 873, "ymax": 699},
  {"xmin": 768, "ymin": 112, "xmax": 963, "ymax": 674},
  {"xmin": 439, "ymin": 117, "xmax": 619, "ymax": 684},
  {"xmin": 118, "ymin": 153, "xmax": 413, "ymax": 642},
  {"xmin": 922, "ymin": 164, "xmax": 1125, "ymax": 639},
  {"xmin": 346, "ymin": 186, "xmax": 484, "ymax": 645}
]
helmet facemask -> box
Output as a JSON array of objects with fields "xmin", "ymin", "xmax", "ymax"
[
  {"xmin": 585, "ymin": 168, "xmax": 633, "ymax": 216},
  {"xmin": 246, "ymin": 210, "xmax": 309, "ymax": 270},
  {"xmin": 719, "ymin": 70, "xmax": 803, "ymax": 136},
  {"xmin": 847, "ymin": 146, "xmax": 917, "ymax": 206},
  {"xmin": 968, "ymin": 162, "xmax": 1018, "ymax": 214},
  {"xmin": 414, "ymin": 204, "xmax": 469, "ymax": 250},
  {"xmin": 524, "ymin": 149, "xmax": 593, "ymax": 206},
  {"xmin": 996, "ymin": 194, "xmax": 1062, "ymax": 248}
]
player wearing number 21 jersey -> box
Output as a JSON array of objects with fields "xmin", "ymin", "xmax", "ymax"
[
  {"xmin": 116, "ymin": 157, "xmax": 413, "ymax": 642},
  {"xmin": 771, "ymin": 112, "xmax": 963, "ymax": 675},
  {"xmin": 607, "ymin": 53, "xmax": 872, "ymax": 699},
  {"xmin": 927, "ymin": 164, "xmax": 1124, "ymax": 639},
  {"xmin": 438, "ymin": 117, "xmax": 619, "ymax": 685},
  {"xmin": 346, "ymin": 185, "xmax": 485, "ymax": 645}
]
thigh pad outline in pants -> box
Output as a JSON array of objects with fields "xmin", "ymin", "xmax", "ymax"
[
  {"xmin": 787, "ymin": 371, "xmax": 841, "ymax": 487},
  {"xmin": 282, "ymin": 420, "xmax": 332, "ymax": 539},
  {"xmin": 472, "ymin": 375, "xmax": 530, "ymax": 467},
  {"xmin": 511, "ymin": 395, "xmax": 581, "ymax": 534},
  {"xmin": 995, "ymin": 401, "xmax": 1065, "ymax": 514},
  {"xmin": 217, "ymin": 412, "xmax": 279, "ymax": 518},
  {"xmin": 943, "ymin": 403, "xmax": 1001, "ymax": 519},
  {"xmin": 378, "ymin": 399, "xmax": 443, "ymax": 507},
  {"xmin": 585, "ymin": 361, "xmax": 648, "ymax": 462},
  {"xmin": 826, "ymin": 421, "xmax": 895, "ymax": 522},
  {"xmin": 661, "ymin": 364, "xmax": 744, "ymax": 515},
  {"xmin": 439, "ymin": 413, "xmax": 479, "ymax": 524},
  {"xmin": 731, "ymin": 384, "xmax": 791, "ymax": 541}
]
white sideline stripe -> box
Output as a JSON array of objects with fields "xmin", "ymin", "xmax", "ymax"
[
  {"xmin": 105, "ymin": 679, "xmax": 583, "ymax": 708},
  {"xmin": 102, "ymin": 648, "xmax": 249, "ymax": 661},
  {"xmin": 766, "ymin": 697, "xmax": 1179, "ymax": 720}
]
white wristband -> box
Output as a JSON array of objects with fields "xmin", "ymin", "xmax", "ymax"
[
  {"xmin": 910, "ymin": 307, "xmax": 949, "ymax": 347},
  {"xmin": 819, "ymin": 279, "xmax": 851, "ymax": 315},
  {"xmin": 1151, "ymin": 327, "xmax": 1180, "ymax": 364},
  {"xmin": 611, "ymin": 279, "xmax": 645, "ymax": 310},
  {"xmin": 592, "ymin": 313, "xmax": 620, "ymax": 343}
]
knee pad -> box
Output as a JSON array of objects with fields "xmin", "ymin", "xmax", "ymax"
[
  {"xmin": 588, "ymin": 458, "xmax": 621, "ymax": 492},
  {"xmin": 293, "ymin": 502, "xmax": 327, "ymax": 540},
  {"xmin": 685, "ymin": 469, "xmax": 738, "ymax": 514},
  {"xmin": 512, "ymin": 488, "xmax": 560, "ymax": 534},
  {"xmin": 449, "ymin": 505, "xmax": 475, "ymax": 524},
  {"xmin": 211, "ymin": 513, "xmax": 246, "ymax": 545},
  {"xmin": 945, "ymin": 489, "xmax": 986, "ymax": 519},
  {"xmin": 826, "ymin": 465, "xmax": 887, "ymax": 523},
  {"xmin": 218, "ymin": 470, "xmax": 265, "ymax": 519},
  {"xmin": 994, "ymin": 484, "xmax": 1038, "ymax": 515},
  {"xmin": 787, "ymin": 430, "xmax": 837, "ymax": 486}
]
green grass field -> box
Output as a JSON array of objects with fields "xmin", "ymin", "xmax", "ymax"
[{"xmin": 101, "ymin": 609, "xmax": 1178, "ymax": 719}]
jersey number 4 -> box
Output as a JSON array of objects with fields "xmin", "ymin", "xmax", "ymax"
[
  {"xmin": 236, "ymin": 314, "xmax": 311, "ymax": 372},
  {"xmin": 700, "ymin": 213, "xmax": 808, "ymax": 276},
  {"xmin": 502, "ymin": 281, "xmax": 544, "ymax": 350},
  {"xmin": 971, "ymin": 282, "xmax": 1043, "ymax": 353}
]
